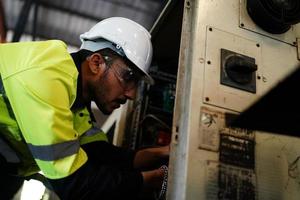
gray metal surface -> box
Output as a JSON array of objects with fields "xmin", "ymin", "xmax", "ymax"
[{"xmin": 168, "ymin": 0, "xmax": 300, "ymax": 199}]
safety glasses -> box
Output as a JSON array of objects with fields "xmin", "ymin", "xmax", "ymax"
[{"xmin": 103, "ymin": 56, "xmax": 142, "ymax": 91}]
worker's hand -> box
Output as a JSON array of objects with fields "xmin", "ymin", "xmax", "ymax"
[
  {"xmin": 159, "ymin": 145, "xmax": 170, "ymax": 158},
  {"xmin": 134, "ymin": 145, "xmax": 170, "ymax": 169},
  {"xmin": 141, "ymin": 165, "xmax": 168, "ymax": 199},
  {"xmin": 141, "ymin": 165, "xmax": 168, "ymax": 189}
]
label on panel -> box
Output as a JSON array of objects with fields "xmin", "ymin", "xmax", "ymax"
[{"xmin": 206, "ymin": 161, "xmax": 256, "ymax": 200}]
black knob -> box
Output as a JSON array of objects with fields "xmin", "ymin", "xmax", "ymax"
[{"xmin": 225, "ymin": 55, "xmax": 257, "ymax": 85}]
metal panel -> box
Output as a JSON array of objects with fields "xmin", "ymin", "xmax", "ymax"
[
  {"xmin": 203, "ymin": 27, "xmax": 262, "ymax": 112},
  {"xmin": 168, "ymin": 0, "xmax": 300, "ymax": 199},
  {"xmin": 256, "ymin": 133, "xmax": 300, "ymax": 200}
]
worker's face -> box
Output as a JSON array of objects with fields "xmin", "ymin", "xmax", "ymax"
[{"xmin": 91, "ymin": 55, "xmax": 140, "ymax": 115}]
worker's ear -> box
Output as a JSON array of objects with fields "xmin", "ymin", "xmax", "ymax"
[{"xmin": 87, "ymin": 53, "xmax": 106, "ymax": 75}]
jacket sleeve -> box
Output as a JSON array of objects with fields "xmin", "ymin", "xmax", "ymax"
[
  {"xmin": 1, "ymin": 46, "xmax": 88, "ymax": 179},
  {"xmin": 48, "ymin": 143, "xmax": 143, "ymax": 200},
  {"xmin": 72, "ymin": 107, "xmax": 108, "ymax": 145}
]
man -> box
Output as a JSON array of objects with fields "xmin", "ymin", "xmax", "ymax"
[{"xmin": 0, "ymin": 17, "xmax": 169, "ymax": 199}]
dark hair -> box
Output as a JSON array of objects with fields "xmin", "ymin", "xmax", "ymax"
[
  {"xmin": 77, "ymin": 48, "xmax": 121, "ymax": 63},
  {"xmin": 98, "ymin": 48, "xmax": 121, "ymax": 61}
]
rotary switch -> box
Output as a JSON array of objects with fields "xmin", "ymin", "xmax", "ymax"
[{"xmin": 221, "ymin": 49, "xmax": 257, "ymax": 93}]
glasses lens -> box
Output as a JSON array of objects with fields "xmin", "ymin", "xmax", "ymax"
[
  {"xmin": 121, "ymin": 68, "xmax": 140, "ymax": 90},
  {"xmin": 104, "ymin": 55, "xmax": 141, "ymax": 91},
  {"xmin": 111, "ymin": 65, "xmax": 140, "ymax": 90}
]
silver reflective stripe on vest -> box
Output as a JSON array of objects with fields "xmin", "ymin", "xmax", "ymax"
[
  {"xmin": 83, "ymin": 125, "xmax": 104, "ymax": 136},
  {"xmin": 27, "ymin": 140, "xmax": 80, "ymax": 161}
]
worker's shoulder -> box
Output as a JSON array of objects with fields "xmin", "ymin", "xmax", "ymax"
[
  {"xmin": 38, "ymin": 40, "xmax": 68, "ymax": 49},
  {"xmin": 0, "ymin": 40, "xmax": 77, "ymax": 78},
  {"xmin": 0, "ymin": 40, "xmax": 67, "ymax": 51},
  {"xmin": 27, "ymin": 40, "xmax": 68, "ymax": 51}
]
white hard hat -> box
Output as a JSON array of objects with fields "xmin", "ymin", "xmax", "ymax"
[{"xmin": 80, "ymin": 17, "xmax": 154, "ymax": 85}]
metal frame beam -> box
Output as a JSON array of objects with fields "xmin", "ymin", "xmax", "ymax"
[{"xmin": 12, "ymin": 0, "xmax": 34, "ymax": 42}]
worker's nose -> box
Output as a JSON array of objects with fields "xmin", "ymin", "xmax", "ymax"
[{"xmin": 124, "ymin": 86, "xmax": 137, "ymax": 100}]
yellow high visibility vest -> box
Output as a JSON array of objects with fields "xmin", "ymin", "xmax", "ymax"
[{"xmin": 0, "ymin": 40, "xmax": 107, "ymax": 179}]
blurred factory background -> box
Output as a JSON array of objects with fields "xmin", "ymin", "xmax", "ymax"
[{"xmin": 1, "ymin": 0, "xmax": 167, "ymax": 46}]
